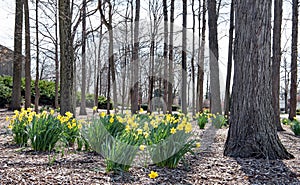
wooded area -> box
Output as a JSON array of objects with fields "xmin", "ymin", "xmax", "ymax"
[{"xmin": 0, "ymin": 0, "xmax": 299, "ymax": 183}]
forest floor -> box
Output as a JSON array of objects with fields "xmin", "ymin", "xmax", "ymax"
[{"xmin": 0, "ymin": 108, "xmax": 299, "ymax": 184}]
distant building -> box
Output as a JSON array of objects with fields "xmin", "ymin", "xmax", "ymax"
[{"xmin": 0, "ymin": 44, "xmax": 24, "ymax": 76}]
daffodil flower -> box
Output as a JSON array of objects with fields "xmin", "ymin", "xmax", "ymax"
[{"xmin": 148, "ymin": 171, "xmax": 158, "ymax": 179}]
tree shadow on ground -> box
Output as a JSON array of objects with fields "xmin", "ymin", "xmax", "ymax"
[{"xmin": 236, "ymin": 157, "xmax": 300, "ymax": 184}]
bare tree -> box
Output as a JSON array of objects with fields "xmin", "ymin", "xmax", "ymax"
[
  {"xmin": 131, "ymin": 0, "xmax": 140, "ymax": 114},
  {"xmin": 11, "ymin": 0, "xmax": 24, "ymax": 111},
  {"xmin": 224, "ymin": 0, "xmax": 234, "ymax": 117},
  {"xmin": 289, "ymin": 0, "xmax": 298, "ymax": 121},
  {"xmin": 79, "ymin": 0, "xmax": 87, "ymax": 115},
  {"xmin": 191, "ymin": 0, "xmax": 196, "ymax": 115},
  {"xmin": 196, "ymin": 0, "xmax": 206, "ymax": 113},
  {"xmin": 181, "ymin": 0, "xmax": 187, "ymax": 114},
  {"xmin": 207, "ymin": 0, "xmax": 222, "ymax": 114},
  {"xmin": 272, "ymin": 0, "xmax": 284, "ymax": 130},
  {"xmin": 224, "ymin": 0, "xmax": 293, "ymax": 160},
  {"xmin": 24, "ymin": 0, "xmax": 31, "ymax": 109},
  {"xmin": 34, "ymin": 0, "xmax": 40, "ymax": 113},
  {"xmin": 163, "ymin": 0, "xmax": 168, "ymax": 113},
  {"xmin": 59, "ymin": 0, "xmax": 75, "ymax": 115},
  {"xmin": 167, "ymin": 0, "xmax": 175, "ymax": 113}
]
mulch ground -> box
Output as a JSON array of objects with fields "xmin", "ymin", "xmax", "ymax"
[{"xmin": 0, "ymin": 109, "xmax": 299, "ymax": 184}]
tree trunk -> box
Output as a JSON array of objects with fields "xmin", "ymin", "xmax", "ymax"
[
  {"xmin": 189, "ymin": 0, "xmax": 195, "ymax": 115},
  {"xmin": 11, "ymin": 0, "xmax": 24, "ymax": 111},
  {"xmin": 224, "ymin": 0, "xmax": 293, "ymax": 160},
  {"xmin": 196, "ymin": 0, "xmax": 205, "ymax": 113},
  {"xmin": 163, "ymin": 0, "xmax": 168, "ymax": 113},
  {"xmin": 224, "ymin": 0, "xmax": 234, "ymax": 117},
  {"xmin": 55, "ymin": 5, "xmax": 59, "ymax": 109},
  {"xmin": 59, "ymin": 0, "xmax": 75, "ymax": 115},
  {"xmin": 24, "ymin": 0, "xmax": 31, "ymax": 109},
  {"xmin": 167, "ymin": 0, "xmax": 175, "ymax": 113},
  {"xmin": 289, "ymin": 0, "xmax": 298, "ymax": 121},
  {"xmin": 131, "ymin": 0, "xmax": 140, "ymax": 114},
  {"xmin": 181, "ymin": 0, "xmax": 187, "ymax": 114},
  {"xmin": 80, "ymin": 0, "xmax": 87, "ymax": 115},
  {"xmin": 207, "ymin": 0, "xmax": 222, "ymax": 114},
  {"xmin": 34, "ymin": 0, "xmax": 40, "ymax": 113},
  {"xmin": 272, "ymin": 0, "xmax": 284, "ymax": 130}
]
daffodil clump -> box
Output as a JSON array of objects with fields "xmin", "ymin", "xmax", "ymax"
[
  {"xmin": 290, "ymin": 117, "xmax": 300, "ymax": 136},
  {"xmin": 84, "ymin": 111, "xmax": 199, "ymax": 171},
  {"xmin": 194, "ymin": 112, "xmax": 209, "ymax": 129},
  {"xmin": 7, "ymin": 108, "xmax": 85, "ymax": 151},
  {"xmin": 211, "ymin": 113, "xmax": 228, "ymax": 128}
]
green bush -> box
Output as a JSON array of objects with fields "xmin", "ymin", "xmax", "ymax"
[
  {"xmin": 281, "ymin": 118, "xmax": 291, "ymax": 125},
  {"xmin": 0, "ymin": 83, "xmax": 12, "ymax": 107},
  {"xmin": 98, "ymin": 95, "xmax": 113, "ymax": 110}
]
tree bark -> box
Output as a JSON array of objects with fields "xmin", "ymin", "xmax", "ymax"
[
  {"xmin": 34, "ymin": 0, "xmax": 40, "ymax": 113},
  {"xmin": 167, "ymin": 0, "xmax": 175, "ymax": 113},
  {"xmin": 181, "ymin": 0, "xmax": 187, "ymax": 114},
  {"xmin": 131, "ymin": 0, "xmax": 140, "ymax": 114},
  {"xmin": 196, "ymin": 0, "xmax": 206, "ymax": 113},
  {"xmin": 24, "ymin": 0, "xmax": 31, "ymax": 109},
  {"xmin": 80, "ymin": 0, "xmax": 87, "ymax": 115},
  {"xmin": 59, "ymin": 0, "xmax": 75, "ymax": 115},
  {"xmin": 224, "ymin": 0, "xmax": 234, "ymax": 117},
  {"xmin": 224, "ymin": 0, "xmax": 293, "ymax": 160},
  {"xmin": 289, "ymin": 0, "xmax": 298, "ymax": 121},
  {"xmin": 163, "ymin": 0, "xmax": 168, "ymax": 113},
  {"xmin": 11, "ymin": 0, "xmax": 24, "ymax": 111},
  {"xmin": 191, "ymin": 0, "xmax": 196, "ymax": 115},
  {"xmin": 207, "ymin": 0, "xmax": 222, "ymax": 114},
  {"xmin": 272, "ymin": 0, "xmax": 284, "ymax": 130}
]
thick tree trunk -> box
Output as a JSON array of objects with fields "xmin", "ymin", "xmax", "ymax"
[
  {"xmin": 167, "ymin": 0, "xmax": 175, "ymax": 113},
  {"xmin": 224, "ymin": 0, "xmax": 234, "ymax": 117},
  {"xmin": 11, "ymin": 0, "xmax": 24, "ymax": 111},
  {"xmin": 24, "ymin": 0, "xmax": 31, "ymax": 109},
  {"xmin": 34, "ymin": 0, "xmax": 40, "ymax": 113},
  {"xmin": 272, "ymin": 0, "xmax": 284, "ymax": 130},
  {"xmin": 80, "ymin": 0, "xmax": 87, "ymax": 115},
  {"xmin": 207, "ymin": 0, "xmax": 222, "ymax": 114},
  {"xmin": 59, "ymin": 0, "xmax": 75, "ymax": 115},
  {"xmin": 196, "ymin": 0, "xmax": 205, "ymax": 113},
  {"xmin": 131, "ymin": 0, "xmax": 140, "ymax": 114},
  {"xmin": 181, "ymin": 0, "xmax": 187, "ymax": 114},
  {"xmin": 224, "ymin": 0, "xmax": 293, "ymax": 160},
  {"xmin": 289, "ymin": 0, "xmax": 298, "ymax": 121}
]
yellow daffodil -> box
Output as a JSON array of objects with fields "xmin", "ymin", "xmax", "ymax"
[
  {"xmin": 143, "ymin": 132, "xmax": 149, "ymax": 138},
  {"xmin": 125, "ymin": 125, "xmax": 131, "ymax": 132},
  {"xmin": 177, "ymin": 123, "xmax": 184, "ymax": 131},
  {"xmin": 196, "ymin": 142, "xmax": 201, "ymax": 148},
  {"xmin": 170, "ymin": 127, "xmax": 176, "ymax": 134},
  {"xmin": 50, "ymin": 109, "xmax": 55, "ymax": 115},
  {"xmin": 137, "ymin": 128, "xmax": 143, "ymax": 135},
  {"xmin": 65, "ymin": 111, "xmax": 73, "ymax": 118},
  {"xmin": 148, "ymin": 171, "xmax": 158, "ymax": 179},
  {"xmin": 7, "ymin": 125, "xmax": 12, "ymax": 129},
  {"xmin": 139, "ymin": 144, "xmax": 146, "ymax": 151},
  {"xmin": 92, "ymin": 106, "xmax": 97, "ymax": 111},
  {"xmin": 78, "ymin": 123, "xmax": 82, "ymax": 129},
  {"xmin": 139, "ymin": 108, "xmax": 144, "ymax": 113},
  {"xmin": 185, "ymin": 123, "xmax": 192, "ymax": 133},
  {"xmin": 109, "ymin": 117, "xmax": 114, "ymax": 123},
  {"xmin": 100, "ymin": 112, "xmax": 106, "ymax": 118},
  {"xmin": 5, "ymin": 116, "xmax": 10, "ymax": 122}
]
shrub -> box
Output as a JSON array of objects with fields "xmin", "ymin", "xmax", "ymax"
[
  {"xmin": 98, "ymin": 95, "xmax": 113, "ymax": 110},
  {"xmin": 291, "ymin": 119, "xmax": 300, "ymax": 136},
  {"xmin": 0, "ymin": 83, "xmax": 12, "ymax": 107}
]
